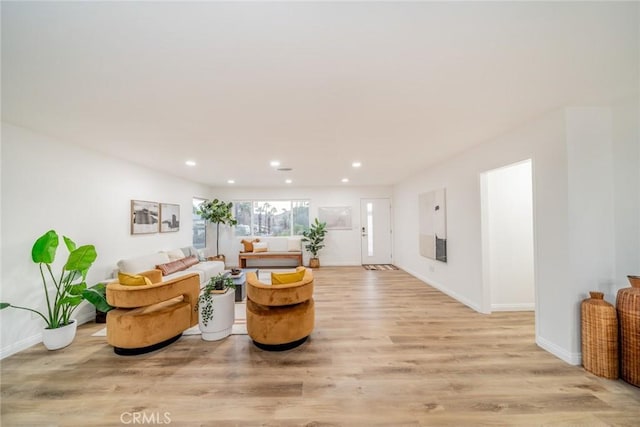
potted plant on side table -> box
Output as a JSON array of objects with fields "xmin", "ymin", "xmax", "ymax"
[
  {"xmin": 302, "ymin": 218, "xmax": 328, "ymax": 268},
  {"xmin": 0, "ymin": 230, "xmax": 97, "ymax": 350},
  {"xmin": 196, "ymin": 273, "xmax": 236, "ymax": 341},
  {"xmin": 196, "ymin": 199, "xmax": 238, "ymax": 264}
]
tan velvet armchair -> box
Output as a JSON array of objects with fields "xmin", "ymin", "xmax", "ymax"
[
  {"xmin": 246, "ymin": 269, "xmax": 315, "ymax": 351},
  {"xmin": 106, "ymin": 270, "xmax": 199, "ymax": 355}
]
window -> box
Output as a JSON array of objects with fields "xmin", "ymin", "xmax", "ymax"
[
  {"xmin": 192, "ymin": 198, "xmax": 206, "ymax": 249},
  {"xmin": 292, "ymin": 200, "xmax": 309, "ymax": 235},
  {"xmin": 234, "ymin": 201, "xmax": 252, "ymax": 237},
  {"xmin": 234, "ymin": 200, "xmax": 309, "ymax": 237}
]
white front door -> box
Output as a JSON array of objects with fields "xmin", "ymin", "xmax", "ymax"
[{"xmin": 360, "ymin": 198, "xmax": 392, "ymax": 265}]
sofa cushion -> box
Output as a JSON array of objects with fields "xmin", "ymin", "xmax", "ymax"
[
  {"xmin": 162, "ymin": 269, "xmax": 203, "ymax": 284},
  {"xmin": 118, "ymin": 252, "xmax": 170, "ymax": 274},
  {"xmin": 188, "ymin": 260, "xmax": 225, "ymax": 283},
  {"xmin": 156, "ymin": 259, "xmax": 187, "ymax": 276},
  {"xmin": 181, "ymin": 246, "xmax": 205, "ymax": 261},
  {"xmin": 253, "ymin": 242, "xmax": 268, "ymax": 253},
  {"xmin": 165, "ymin": 248, "xmax": 186, "ymax": 261},
  {"xmin": 181, "ymin": 246, "xmax": 195, "ymax": 257},
  {"xmin": 287, "ymin": 238, "xmax": 301, "ymax": 252},
  {"xmin": 271, "ymin": 267, "xmax": 306, "ymax": 285},
  {"xmin": 117, "ymin": 272, "xmax": 153, "ymax": 286},
  {"xmin": 241, "ymin": 238, "xmax": 260, "ymax": 252},
  {"xmin": 262, "ymin": 237, "xmax": 287, "ymax": 252}
]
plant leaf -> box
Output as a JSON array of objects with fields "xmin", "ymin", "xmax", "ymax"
[
  {"xmin": 0, "ymin": 302, "xmax": 10, "ymax": 309},
  {"xmin": 81, "ymin": 288, "xmax": 113, "ymax": 313},
  {"xmin": 68, "ymin": 283, "xmax": 87, "ymax": 295},
  {"xmin": 59, "ymin": 295, "xmax": 83, "ymax": 307},
  {"xmin": 63, "ymin": 236, "xmax": 77, "ymax": 252},
  {"xmin": 31, "ymin": 230, "xmax": 59, "ymax": 264},
  {"xmin": 64, "ymin": 245, "xmax": 97, "ymax": 271}
]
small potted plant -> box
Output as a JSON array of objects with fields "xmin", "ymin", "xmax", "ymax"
[
  {"xmin": 302, "ymin": 218, "xmax": 328, "ymax": 268},
  {"xmin": 196, "ymin": 199, "xmax": 238, "ymax": 262},
  {"xmin": 0, "ymin": 230, "xmax": 97, "ymax": 350},
  {"xmin": 196, "ymin": 273, "xmax": 235, "ymax": 341}
]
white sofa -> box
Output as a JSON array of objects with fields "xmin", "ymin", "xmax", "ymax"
[{"xmin": 116, "ymin": 247, "xmax": 225, "ymax": 286}]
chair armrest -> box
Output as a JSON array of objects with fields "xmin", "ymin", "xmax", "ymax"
[
  {"xmin": 138, "ymin": 269, "xmax": 163, "ymax": 284},
  {"xmin": 107, "ymin": 272, "xmax": 200, "ymax": 320},
  {"xmin": 246, "ymin": 271, "xmax": 314, "ymax": 306}
]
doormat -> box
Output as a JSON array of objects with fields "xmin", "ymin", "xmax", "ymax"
[{"xmin": 363, "ymin": 264, "xmax": 399, "ymax": 271}]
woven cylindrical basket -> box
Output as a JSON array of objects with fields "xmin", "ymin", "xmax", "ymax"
[
  {"xmin": 581, "ymin": 291, "xmax": 618, "ymax": 379},
  {"xmin": 616, "ymin": 276, "xmax": 640, "ymax": 387}
]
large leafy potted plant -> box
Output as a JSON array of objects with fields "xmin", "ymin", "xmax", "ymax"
[
  {"xmin": 196, "ymin": 199, "xmax": 238, "ymax": 261},
  {"xmin": 0, "ymin": 230, "xmax": 97, "ymax": 350},
  {"xmin": 195, "ymin": 273, "xmax": 235, "ymax": 341},
  {"xmin": 301, "ymin": 218, "xmax": 328, "ymax": 268}
]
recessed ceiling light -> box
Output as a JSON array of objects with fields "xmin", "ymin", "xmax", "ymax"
[
  {"xmin": 341, "ymin": 178, "xmax": 349, "ymax": 183},
  {"xmin": 270, "ymin": 160, "xmax": 280, "ymax": 167},
  {"xmin": 227, "ymin": 179, "xmax": 235, "ymax": 184},
  {"xmin": 352, "ymin": 161, "xmax": 361, "ymax": 168},
  {"xmin": 185, "ymin": 160, "xmax": 196, "ymax": 167},
  {"xmin": 285, "ymin": 179, "xmax": 292, "ymax": 184}
]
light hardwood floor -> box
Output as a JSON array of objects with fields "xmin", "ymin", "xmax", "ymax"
[{"xmin": 2, "ymin": 266, "xmax": 639, "ymax": 426}]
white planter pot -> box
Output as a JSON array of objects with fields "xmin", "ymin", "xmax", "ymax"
[
  {"xmin": 42, "ymin": 319, "xmax": 77, "ymax": 350},
  {"xmin": 199, "ymin": 289, "xmax": 235, "ymax": 341}
]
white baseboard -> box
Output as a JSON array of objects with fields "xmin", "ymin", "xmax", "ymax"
[
  {"xmin": 399, "ymin": 264, "xmax": 482, "ymax": 313},
  {"xmin": 536, "ymin": 335, "xmax": 581, "ymax": 366},
  {"xmin": 491, "ymin": 303, "xmax": 535, "ymax": 311},
  {"xmin": 399, "ymin": 264, "xmax": 581, "ymax": 366},
  {"xmin": 0, "ymin": 333, "xmax": 42, "ymax": 360},
  {"xmin": 323, "ymin": 260, "xmax": 362, "ymax": 266},
  {"xmin": 1, "ymin": 311, "xmax": 97, "ymax": 360}
]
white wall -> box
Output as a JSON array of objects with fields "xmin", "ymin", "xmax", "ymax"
[
  {"xmin": 393, "ymin": 110, "xmax": 567, "ymax": 315},
  {"xmin": 0, "ymin": 123, "xmax": 212, "ymax": 358},
  {"xmin": 564, "ymin": 104, "xmax": 639, "ymax": 358},
  {"xmin": 612, "ymin": 98, "xmax": 640, "ymax": 288},
  {"xmin": 566, "ymin": 108, "xmax": 616, "ymax": 304},
  {"xmin": 393, "ymin": 99, "xmax": 639, "ymax": 365},
  {"xmin": 210, "ymin": 186, "xmax": 392, "ymax": 267},
  {"xmin": 483, "ymin": 160, "xmax": 535, "ymax": 311}
]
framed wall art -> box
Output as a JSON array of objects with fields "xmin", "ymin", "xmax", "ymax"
[
  {"xmin": 418, "ymin": 189, "xmax": 447, "ymax": 262},
  {"xmin": 131, "ymin": 200, "xmax": 160, "ymax": 234},
  {"xmin": 160, "ymin": 203, "xmax": 180, "ymax": 233},
  {"xmin": 318, "ymin": 206, "xmax": 352, "ymax": 230}
]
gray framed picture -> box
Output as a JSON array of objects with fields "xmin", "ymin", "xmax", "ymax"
[
  {"xmin": 318, "ymin": 206, "xmax": 352, "ymax": 230},
  {"xmin": 160, "ymin": 203, "xmax": 180, "ymax": 233},
  {"xmin": 131, "ymin": 200, "xmax": 159, "ymax": 234},
  {"xmin": 418, "ymin": 189, "xmax": 447, "ymax": 262}
]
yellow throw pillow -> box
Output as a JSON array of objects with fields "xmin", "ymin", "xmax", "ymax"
[
  {"xmin": 271, "ymin": 267, "xmax": 306, "ymax": 285},
  {"xmin": 118, "ymin": 272, "xmax": 152, "ymax": 286}
]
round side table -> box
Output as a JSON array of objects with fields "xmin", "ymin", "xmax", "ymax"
[{"xmin": 198, "ymin": 288, "xmax": 235, "ymax": 341}]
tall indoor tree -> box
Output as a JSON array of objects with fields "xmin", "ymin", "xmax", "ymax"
[{"xmin": 197, "ymin": 199, "xmax": 238, "ymax": 259}]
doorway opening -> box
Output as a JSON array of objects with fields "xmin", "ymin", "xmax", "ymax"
[{"xmin": 480, "ymin": 159, "xmax": 535, "ymax": 314}]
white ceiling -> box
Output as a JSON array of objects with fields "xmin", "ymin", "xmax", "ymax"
[{"xmin": 2, "ymin": 1, "xmax": 638, "ymax": 187}]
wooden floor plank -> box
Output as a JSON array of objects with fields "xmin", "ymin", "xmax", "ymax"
[{"xmin": 1, "ymin": 266, "xmax": 639, "ymax": 426}]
